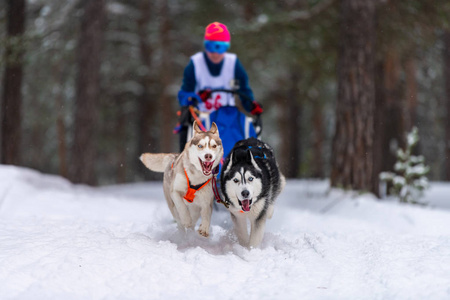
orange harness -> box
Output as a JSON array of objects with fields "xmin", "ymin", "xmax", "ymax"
[{"xmin": 183, "ymin": 169, "xmax": 211, "ymax": 203}]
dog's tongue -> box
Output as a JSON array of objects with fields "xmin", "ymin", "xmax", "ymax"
[
  {"xmin": 203, "ymin": 161, "xmax": 213, "ymax": 173},
  {"xmin": 241, "ymin": 199, "xmax": 251, "ymax": 212}
]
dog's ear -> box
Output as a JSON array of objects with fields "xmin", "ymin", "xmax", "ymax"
[
  {"xmin": 193, "ymin": 121, "xmax": 203, "ymax": 134},
  {"xmin": 209, "ymin": 122, "xmax": 219, "ymax": 135},
  {"xmin": 224, "ymin": 153, "xmax": 233, "ymax": 174},
  {"xmin": 248, "ymin": 151, "xmax": 262, "ymax": 173}
]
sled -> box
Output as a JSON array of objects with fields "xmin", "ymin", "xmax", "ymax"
[{"xmin": 176, "ymin": 88, "xmax": 262, "ymax": 159}]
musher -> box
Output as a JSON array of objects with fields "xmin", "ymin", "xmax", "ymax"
[{"xmin": 176, "ymin": 22, "xmax": 263, "ymax": 158}]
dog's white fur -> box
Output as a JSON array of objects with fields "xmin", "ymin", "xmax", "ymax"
[
  {"xmin": 225, "ymin": 163, "xmax": 273, "ymax": 247},
  {"xmin": 140, "ymin": 122, "xmax": 223, "ymax": 237}
]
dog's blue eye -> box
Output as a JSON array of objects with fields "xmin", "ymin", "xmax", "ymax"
[
  {"xmin": 233, "ymin": 178, "xmax": 239, "ymax": 183},
  {"xmin": 198, "ymin": 145, "xmax": 203, "ymax": 149},
  {"xmin": 248, "ymin": 177, "xmax": 254, "ymax": 182}
]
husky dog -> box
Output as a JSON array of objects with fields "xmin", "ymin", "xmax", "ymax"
[
  {"xmin": 220, "ymin": 138, "xmax": 285, "ymax": 247},
  {"xmin": 140, "ymin": 122, "xmax": 223, "ymax": 237}
]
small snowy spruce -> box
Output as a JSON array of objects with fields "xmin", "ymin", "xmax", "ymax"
[{"xmin": 380, "ymin": 127, "xmax": 430, "ymax": 204}]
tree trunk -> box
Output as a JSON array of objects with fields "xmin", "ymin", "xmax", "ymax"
[
  {"xmin": 243, "ymin": 1, "xmax": 256, "ymax": 22},
  {"xmin": 373, "ymin": 60, "xmax": 385, "ymax": 197},
  {"xmin": 159, "ymin": 0, "xmax": 174, "ymax": 152},
  {"xmin": 278, "ymin": 70, "xmax": 302, "ymax": 178},
  {"xmin": 1, "ymin": 0, "xmax": 26, "ymax": 165},
  {"xmin": 374, "ymin": 47, "xmax": 413, "ymax": 195},
  {"xmin": 311, "ymin": 99, "xmax": 324, "ymax": 178},
  {"xmin": 444, "ymin": 31, "xmax": 450, "ymax": 181},
  {"xmin": 53, "ymin": 63, "xmax": 68, "ymax": 178},
  {"xmin": 70, "ymin": 0, "xmax": 106, "ymax": 185},
  {"xmin": 331, "ymin": 0, "xmax": 376, "ymax": 192},
  {"xmin": 136, "ymin": 0, "xmax": 160, "ymax": 180},
  {"xmin": 381, "ymin": 50, "xmax": 405, "ymax": 173},
  {"xmin": 404, "ymin": 57, "xmax": 417, "ymax": 131},
  {"xmin": 115, "ymin": 97, "xmax": 127, "ymax": 183}
]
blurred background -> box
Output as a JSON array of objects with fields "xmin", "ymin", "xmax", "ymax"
[{"xmin": 1, "ymin": 0, "xmax": 450, "ymax": 193}]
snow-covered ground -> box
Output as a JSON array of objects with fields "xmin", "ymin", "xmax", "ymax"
[{"xmin": 1, "ymin": 165, "xmax": 450, "ymax": 299}]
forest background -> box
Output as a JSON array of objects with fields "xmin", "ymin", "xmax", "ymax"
[{"xmin": 2, "ymin": 0, "xmax": 450, "ymax": 196}]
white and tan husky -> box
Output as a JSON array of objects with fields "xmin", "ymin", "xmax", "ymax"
[{"xmin": 140, "ymin": 122, "xmax": 223, "ymax": 237}]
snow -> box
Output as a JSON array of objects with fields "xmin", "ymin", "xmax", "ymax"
[{"xmin": 1, "ymin": 165, "xmax": 450, "ymax": 299}]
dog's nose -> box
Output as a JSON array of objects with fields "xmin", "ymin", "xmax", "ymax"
[
  {"xmin": 204, "ymin": 153, "xmax": 212, "ymax": 161},
  {"xmin": 241, "ymin": 190, "xmax": 250, "ymax": 199}
]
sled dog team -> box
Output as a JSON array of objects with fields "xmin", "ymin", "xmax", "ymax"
[{"xmin": 140, "ymin": 122, "xmax": 285, "ymax": 248}]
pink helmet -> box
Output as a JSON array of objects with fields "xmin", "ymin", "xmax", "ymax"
[{"xmin": 204, "ymin": 22, "xmax": 230, "ymax": 42}]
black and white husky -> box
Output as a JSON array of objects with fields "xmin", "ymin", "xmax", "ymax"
[{"xmin": 220, "ymin": 138, "xmax": 285, "ymax": 248}]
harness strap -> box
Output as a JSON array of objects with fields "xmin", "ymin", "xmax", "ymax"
[
  {"xmin": 212, "ymin": 176, "xmax": 229, "ymax": 209},
  {"xmin": 248, "ymin": 145, "xmax": 267, "ymax": 159},
  {"xmin": 211, "ymin": 165, "xmax": 230, "ymax": 209},
  {"xmin": 188, "ymin": 106, "xmax": 207, "ymax": 132},
  {"xmin": 183, "ymin": 169, "xmax": 211, "ymax": 203}
]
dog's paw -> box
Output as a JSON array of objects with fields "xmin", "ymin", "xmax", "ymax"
[
  {"xmin": 182, "ymin": 222, "xmax": 194, "ymax": 229},
  {"xmin": 198, "ymin": 225, "xmax": 209, "ymax": 237},
  {"xmin": 180, "ymin": 216, "xmax": 193, "ymax": 229},
  {"xmin": 180, "ymin": 222, "xmax": 193, "ymax": 229}
]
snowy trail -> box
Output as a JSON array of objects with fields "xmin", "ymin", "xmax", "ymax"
[{"xmin": 0, "ymin": 165, "xmax": 450, "ymax": 299}]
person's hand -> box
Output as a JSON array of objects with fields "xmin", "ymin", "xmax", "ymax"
[
  {"xmin": 250, "ymin": 101, "xmax": 263, "ymax": 115},
  {"xmin": 179, "ymin": 97, "xmax": 195, "ymax": 107},
  {"xmin": 178, "ymin": 91, "xmax": 200, "ymax": 107},
  {"xmin": 199, "ymin": 89, "xmax": 212, "ymax": 102}
]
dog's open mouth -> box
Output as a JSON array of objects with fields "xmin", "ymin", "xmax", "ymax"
[
  {"xmin": 238, "ymin": 199, "xmax": 252, "ymax": 212},
  {"xmin": 199, "ymin": 158, "xmax": 215, "ymax": 176}
]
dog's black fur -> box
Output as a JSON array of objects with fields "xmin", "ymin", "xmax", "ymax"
[{"xmin": 220, "ymin": 138, "xmax": 285, "ymax": 247}]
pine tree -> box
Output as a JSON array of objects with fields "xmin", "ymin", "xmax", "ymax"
[{"xmin": 380, "ymin": 127, "xmax": 430, "ymax": 204}]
